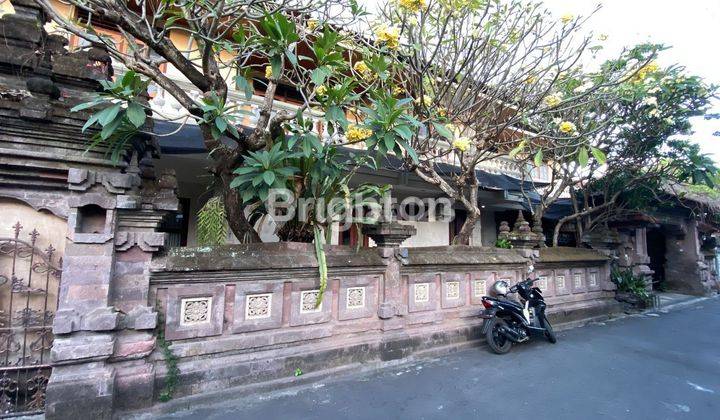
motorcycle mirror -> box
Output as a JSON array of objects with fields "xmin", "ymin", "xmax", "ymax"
[{"xmin": 527, "ymin": 264, "xmax": 534, "ymax": 273}]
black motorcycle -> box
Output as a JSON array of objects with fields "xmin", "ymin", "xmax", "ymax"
[{"xmin": 479, "ymin": 276, "xmax": 557, "ymax": 354}]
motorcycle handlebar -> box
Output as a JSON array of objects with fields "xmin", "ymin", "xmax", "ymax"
[{"xmin": 509, "ymin": 277, "xmax": 537, "ymax": 293}]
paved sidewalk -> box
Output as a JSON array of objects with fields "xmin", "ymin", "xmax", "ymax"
[{"xmin": 145, "ymin": 296, "xmax": 719, "ymax": 420}]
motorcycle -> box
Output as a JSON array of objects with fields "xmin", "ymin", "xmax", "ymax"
[{"xmin": 479, "ymin": 269, "xmax": 557, "ymax": 354}]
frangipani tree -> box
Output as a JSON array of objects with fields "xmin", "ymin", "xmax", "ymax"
[
  {"xmin": 372, "ymin": 0, "xmax": 628, "ymax": 244},
  {"xmin": 513, "ymin": 44, "xmax": 718, "ymax": 245},
  {"xmin": 36, "ymin": 0, "xmax": 422, "ymax": 246}
]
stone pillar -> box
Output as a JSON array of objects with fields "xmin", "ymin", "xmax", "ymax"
[
  {"xmin": 664, "ymin": 220, "xmax": 712, "ymax": 295},
  {"xmin": 362, "ymin": 221, "xmax": 416, "ymax": 331},
  {"xmin": 47, "ymin": 164, "xmax": 177, "ymax": 418}
]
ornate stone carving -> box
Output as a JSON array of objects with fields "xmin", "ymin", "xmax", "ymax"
[
  {"xmin": 414, "ymin": 283, "xmax": 430, "ymax": 303},
  {"xmin": 245, "ymin": 294, "xmax": 272, "ymax": 320},
  {"xmin": 446, "ymin": 281, "xmax": 460, "ymax": 299},
  {"xmin": 473, "ymin": 280, "xmax": 486, "ymax": 298},
  {"xmin": 498, "ymin": 211, "xmax": 545, "ymax": 249},
  {"xmin": 180, "ymin": 298, "xmax": 211, "ymax": 325},
  {"xmin": 346, "ymin": 287, "xmax": 365, "ymax": 309},
  {"xmin": 300, "ymin": 290, "xmax": 322, "ymax": 313},
  {"xmin": 589, "ymin": 273, "xmax": 598, "ymax": 287},
  {"xmin": 573, "ymin": 274, "xmax": 583, "ymax": 288},
  {"xmin": 556, "ymin": 275, "xmax": 566, "ymax": 289}
]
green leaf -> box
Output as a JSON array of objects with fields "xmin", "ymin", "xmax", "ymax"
[
  {"xmin": 234, "ymin": 75, "xmax": 254, "ymax": 100},
  {"xmin": 215, "ymin": 117, "xmax": 228, "ymax": 133},
  {"xmin": 96, "ymin": 104, "xmax": 122, "ymax": 126},
  {"xmin": 263, "ymin": 171, "xmax": 276, "ymax": 186},
  {"xmin": 578, "ymin": 147, "xmax": 589, "ymax": 167},
  {"xmin": 100, "ymin": 115, "xmax": 123, "ymax": 140},
  {"xmin": 534, "ymin": 150, "xmax": 543, "ymax": 167},
  {"xmin": 509, "ymin": 145, "xmax": 524, "ymax": 158},
  {"xmin": 431, "ymin": 122, "xmax": 453, "ymax": 140},
  {"xmin": 70, "ymin": 100, "xmax": 101, "ymax": 113},
  {"xmin": 126, "ymin": 102, "xmax": 146, "ymax": 128},
  {"xmin": 270, "ymin": 55, "xmax": 282, "ymax": 80},
  {"xmin": 590, "ymin": 146, "xmax": 607, "ymax": 164}
]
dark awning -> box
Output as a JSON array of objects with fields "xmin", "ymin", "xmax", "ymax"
[{"xmin": 154, "ymin": 120, "xmax": 545, "ymax": 195}]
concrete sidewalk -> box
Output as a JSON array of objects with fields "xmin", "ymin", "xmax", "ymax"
[{"xmin": 134, "ymin": 295, "xmax": 719, "ymax": 420}]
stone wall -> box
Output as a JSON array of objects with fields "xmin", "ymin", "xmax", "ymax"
[
  {"xmin": 148, "ymin": 236, "xmax": 618, "ymax": 402},
  {"xmin": 0, "ymin": 2, "xmax": 177, "ymax": 418}
]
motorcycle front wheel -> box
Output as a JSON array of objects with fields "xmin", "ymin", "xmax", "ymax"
[{"xmin": 485, "ymin": 317, "xmax": 512, "ymax": 354}]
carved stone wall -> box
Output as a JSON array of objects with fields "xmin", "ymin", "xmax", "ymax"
[{"xmin": 148, "ymin": 235, "xmax": 618, "ymax": 403}]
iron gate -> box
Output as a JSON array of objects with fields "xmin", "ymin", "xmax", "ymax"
[{"xmin": 0, "ymin": 222, "xmax": 61, "ymax": 417}]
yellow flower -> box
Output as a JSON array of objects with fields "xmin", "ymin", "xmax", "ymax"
[
  {"xmin": 307, "ymin": 19, "xmax": 319, "ymax": 31},
  {"xmin": 392, "ymin": 86, "xmax": 404, "ymax": 96},
  {"xmin": 525, "ymin": 75, "xmax": 537, "ymax": 84},
  {"xmin": 315, "ymin": 85, "xmax": 328, "ymax": 96},
  {"xmin": 346, "ymin": 124, "xmax": 373, "ymax": 143},
  {"xmin": 437, "ymin": 107, "xmax": 447, "ymax": 117},
  {"xmin": 632, "ymin": 61, "xmax": 660, "ymax": 83},
  {"xmin": 415, "ymin": 95, "xmax": 432, "ymax": 107},
  {"xmin": 543, "ymin": 93, "xmax": 563, "ymax": 107},
  {"xmin": 265, "ymin": 65, "xmax": 273, "ymax": 79},
  {"xmin": 398, "ymin": 0, "xmax": 426, "ymax": 13},
  {"xmin": 558, "ymin": 121, "xmax": 577, "ymax": 134},
  {"xmin": 560, "ymin": 13, "xmax": 574, "ymax": 24},
  {"xmin": 375, "ymin": 25, "xmax": 401, "ymax": 49},
  {"xmin": 353, "ymin": 60, "xmax": 372, "ymax": 77},
  {"xmin": 452, "ymin": 137, "xmax": 471, "ymax": 152},
  {"xmin": 598, "ymin": 33, "xmax": 609, "ymax": 41}
]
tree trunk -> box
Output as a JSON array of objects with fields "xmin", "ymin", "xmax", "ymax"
[
  {"xmin": 552, "ymin": 219, "xmax": 565, "ymax": 247},
  {"xmin": 220, "ymin": 173, "xmax": 262, "ymax": 243},
  {"xmin": 453, "ymin": 211, "xmax": 479, "ymax": 245}
]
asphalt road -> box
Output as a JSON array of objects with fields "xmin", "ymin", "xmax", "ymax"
[{"xmin": 155, "ymin": 298, "xmax": 720, "ymax": 420}]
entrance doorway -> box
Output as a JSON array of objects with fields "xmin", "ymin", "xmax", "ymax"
[{"xmin": 646, "ymin": 228, "xmax": 667, "ymax": 290}]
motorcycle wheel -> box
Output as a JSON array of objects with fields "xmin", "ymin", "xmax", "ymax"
[
  {"xmin": 542, "ymin": 315, "xmax": 557, "ymax": 343},
  {"xmin": 485, "ymin": 317, "xmax": 512, "ymax": 354}
]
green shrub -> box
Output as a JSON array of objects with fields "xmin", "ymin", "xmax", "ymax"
[{"xmin": 611, "ymin": 267, "xmax": 650, "ymax": 302}]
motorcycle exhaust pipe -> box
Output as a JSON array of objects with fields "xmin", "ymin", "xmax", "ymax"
[{"xmin": 498, "ymin": 326, "xmax": 523, "ymax": 343}]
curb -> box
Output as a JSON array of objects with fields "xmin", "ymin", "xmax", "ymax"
[{"xmin": 651, "ymin": 294, "xmax": 717, "ymax": 314}]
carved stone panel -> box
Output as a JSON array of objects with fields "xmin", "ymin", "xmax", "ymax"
[
  {"xmin": 441, "ymin": 273, "xmax": 466, "ymax": 309},
  {"xmin": 338, "ymin": 275, "xmax": 378, "ymax": 321},
  {"xmin": 165, "ymin": 284, "xmax": 225, "ymax": 340},
  {"xmin": 289, "ymin": 280, "xmax": 332, "ymax": 327},
  {"xmin": 407, "ymin": 273, "xmax": 438, "ymax": 313},
  {"xmin": 232, "ymin": 282, "xmax": 283, "ymax": 333}
]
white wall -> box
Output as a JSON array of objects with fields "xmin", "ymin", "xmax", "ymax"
[{"xmin": 398, "ymin": 220, "xmax": 450, "ymax": 247}]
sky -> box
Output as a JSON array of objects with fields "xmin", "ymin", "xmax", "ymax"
[{"xmin": 541, "ymin": 0, "xmax": 720, "ymax": 162}]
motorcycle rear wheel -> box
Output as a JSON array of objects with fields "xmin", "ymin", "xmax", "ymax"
[
  {"xmin": 542, "ymin": 315, "xmax": 557, "ymax": 343},
  {"xmin": 485, "ymin": 317, "xmax": 512, "ymax": 354}
]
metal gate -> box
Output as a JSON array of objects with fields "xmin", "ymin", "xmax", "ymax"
[{"xmin": 0, "ymin": 222, "xmax": 61, "ymax": 417}]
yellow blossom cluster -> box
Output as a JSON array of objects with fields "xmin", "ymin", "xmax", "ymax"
[
  {"xmin": 525, "ymin": 75, "xmax": 537, "ymax": 84},
  {"xmin": 415, "ymin": 95, "xmax": 432, "ymax": 107},
  {"xmin": 353, "ymin": 61, "xmax": 372, "ymax": 79},
  {"xmin": 558, "ymin": 121, "xmax": 577, "ymax": 134},
  {"xmin": 375, "ymin": 25, "xmax": 401, "ymax": 49},
  {"xmin": 543, "ymin": 93, "xmax": 563, "ymax": 107},
  {"xmin": 560, "ymin": 13, "xmax": 574, "ymax": 24},
  {"xmin": 265, "ymin": 66, "xmax": 273, "ymax": 79},
  {"xmin": 452, "ymin": 137, "xmax": 471, "ymax": 152},
  {"xmin": 315, "ymin": 85, "xmax": 328, "ymax": 96},
  {"xmin": 392, "ymin": 86, "xmax": 404, "ymax": 96},
  {"xmin": 346, "ymin": 125, "xmax": 373, "ymax": 143},
  {"xmin": 307, "ymin": 20, "xmax": 319, "ymax": 31},
  {"xmin": 398, "ymin": 0, "xmax": 426, "ymax": 13},
  {"xmin": 632, "ymin": 61, "xmax": 660, "ymax": 83}
]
